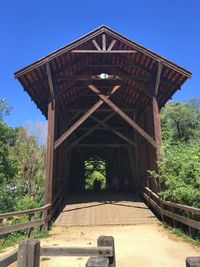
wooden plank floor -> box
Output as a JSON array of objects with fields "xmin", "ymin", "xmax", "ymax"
[{"xmin": 54, "ymin": 193, "xmax": 158, "ymax": 226}]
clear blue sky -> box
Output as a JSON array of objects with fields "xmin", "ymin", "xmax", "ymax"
[{"xmin": 1, "ymin": 0, "xmax": 199, "ymax": 127}]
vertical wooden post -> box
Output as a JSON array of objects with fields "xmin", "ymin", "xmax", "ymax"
[
  {"xmin": 86, "ymin": 257, "xmax": 109, "ymax": 267},
  {"xmin": 153, "ymin": 60, "xmax": 163, "ymax": 161},
  {"xmin": 45, "ymin": 62, "xmax": 55, "ymax": 207},
  {"xmin": 152, "ymin": 96, "xmax": 162, "ymax": 193},
  {"xmin": 97, "ymin": 236, "xmax": 116, "ymax": 267},
  {"xmin": 152, "ymin": 96, "xmax": 162, "ymax": 161},
  {"xmin": 152, "ymin": 61, "xmax": 163, "ymax": 192},
  {"xmin": 186, "ymin": 257, "xmax": 200, "ymax": 267},
  {"xmin": 17, "ymin": 240, "xmax": 40, "ymax": 267},
  {"xmin": 45, "ymin": 98, "xmax": 55, "ymax": 205},
  {"xmin": 27, "ymin": 213, "xmax": 34, "ymax": 238}
]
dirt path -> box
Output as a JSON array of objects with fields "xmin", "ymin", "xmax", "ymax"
[{"xmin": 1, "ymin": 223, "xmax": 200, "ymax": 267}]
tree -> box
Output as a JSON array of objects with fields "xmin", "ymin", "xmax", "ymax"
[
  {"xmin": 161, "ymin": 97, "xmax": 200, "ymax": 142},
  {"xmin": 149, "ymin": 140, "xmax": 200, "ymax": 207},
  {"xmin": 148, "ymin": 97, "xmax": 200, "ymax": 207},
  {"xmin": 0, "ymin": 98, "xmax": 11, "ymax": 122},
  {"xmin": 0, "ymin": 98, "xmax": 17, "ymax": 185},
  {"xmin": 10, "ymin": 126, "xmax": 46, "ymax": 193},
  {"xmin": 0, "ymin": 97, "xmax": 47, "ymax": 212}
]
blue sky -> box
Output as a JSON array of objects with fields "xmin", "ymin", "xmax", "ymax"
[{"xmin": 1, "ymin": 0, "xmax": 199, "ymax": 127}]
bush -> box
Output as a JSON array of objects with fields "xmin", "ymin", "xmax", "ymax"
[{"xmin": 149, "ymin": 140, "xmax": 200, "ymax": 207}]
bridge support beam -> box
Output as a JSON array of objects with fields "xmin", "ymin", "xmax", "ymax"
[{"xmin": 45, "ymin": 62, "xmax": 55, "ymax": 205}]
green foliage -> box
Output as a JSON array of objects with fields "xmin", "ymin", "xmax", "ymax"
[
  {"xmin": 0, "ymin": 97, "xmax": 46, "ymax": 213},
  {"xmin": 0, "ymin": 228, "xmax": 49, "ymax": 250},
  {"xmin": 0, "ymin": 98, "xmax": 11, "ymax": 122},
  {"xmin": 149, "ymin": 140, "xmax": 200, "ymax": 207},
  {"xmin": 0, "ymin": 122, "xmax": 18, "ymax": 185},
  {"xmin": 163, "ymin": 224, "xmax": 200, "ymax": 247},
  {"xmin": 161, "ymin": 97, "xmax": 200, "ymax": 142},
  {"xmin": 149, "ymin": 97, "xmax": 200, "ymax": 208},
  {"xmin": 85, "ymin": 160, "xmax": 106, "ymax": 190},
  {"xmin": 10, "ymin": 127, "xmax": 46, "ymax": 191}
]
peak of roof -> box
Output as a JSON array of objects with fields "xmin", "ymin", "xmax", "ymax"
[{"xmin": 14, "ymin": 25, "xmax": 191, "ymax": 79}]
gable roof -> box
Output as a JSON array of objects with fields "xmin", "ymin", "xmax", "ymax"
[
  {"xmin": 14, "ymin": 25, "xmax": 191, "ymax": 78},
  {"xmin": 14, "ymin": 25, "xmax": 192, "ymax": 117}
]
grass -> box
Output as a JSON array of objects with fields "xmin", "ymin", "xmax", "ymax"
[
  {"xmin": 164, "ymin": 224, "xmax": 200, "ymax": 248},
  {"xmin": 0, "ymin": 228, "xmax": 50, "ymax": 252}
]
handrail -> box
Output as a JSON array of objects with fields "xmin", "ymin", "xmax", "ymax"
[
  {"xmin": 162, "ymin": 200, "xmax": 200, "ymax": 214},
  {"xmin": 143, "ymin": 187, "xmax": 200, "ymax": 232},
  {"xmin": 0, "ymin": 204, "xmax": 51, "ymax": 219},
  {"xmin": 0, "ymin": 203, "xmax": 52, "ymax": 236}
]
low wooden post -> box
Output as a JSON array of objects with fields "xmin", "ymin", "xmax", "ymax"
[
  {"xmin": 27, "ymin": 213, "xmax": 34, "ymax": 238},
  {"xmin": 97, "ymin": 236, "xmax": 115, "ymax": 267},
  {"xmin": 86, "ymin": 257, "xmax": 109, "ymax": 267},
  {"xmin": 159, "ymin": 199, "xmax": 164, "ymax": 223},
  {"xmin": 186, "ymin": 257, "xmax": 200, "ymax": 267},
  {"xmin": 17, "ymin": 239, "xmax": 40, "ymax": 267},
  {"xmin": 171, "ymin": 207, "xmax": 177, "ymax": 228}
]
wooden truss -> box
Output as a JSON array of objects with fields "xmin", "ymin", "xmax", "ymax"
[
  {"xmin": 45, "ymin": 56, "xmax": 163, "ymax": 203},
  {"xmin": 72, "ymin": 34, "xmax": 137, "ymax": 53},
  {"xmin": 53, "ymin": 84, "xmax": 158, "ymax": 152}
]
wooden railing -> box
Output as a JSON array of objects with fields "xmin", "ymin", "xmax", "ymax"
[
  {"xmin": 0, "ymin": 204, "xmax": 51, "ymax": 236},
  {"xmin": 0, "ymin": 236, "xmax": 115, "ymax": 267},
  {"xmin": 0, "ymin": 182, "xmax": 66, "ymax": 236},
  {"xmin": 143, "ymin": 187, "xmax": 200, "ymax": 233}
]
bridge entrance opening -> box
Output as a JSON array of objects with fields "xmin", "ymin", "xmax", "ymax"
[{"xmin": 84, "ymin": 156, "xmax": 106, "ymax": 191}]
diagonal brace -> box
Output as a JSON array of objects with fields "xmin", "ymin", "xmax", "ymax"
[
  {"xmin": 54, "ymin": 86, "xmax": 120, "ymax": 149},
  {"xmin": 66, "ymin": 112, "xmax": 115, "ymax": 152},
  {"xmin": 88, "ymin": 85, "xmax": 157, "ymax": 148},
  {"xmin": 91, "ymin": 115, "xmax": 136, "ymax": 148}
]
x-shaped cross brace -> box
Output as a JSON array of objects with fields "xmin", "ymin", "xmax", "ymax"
[
  {"xmin": 54, "ymin": 85, "xmax": 120, "ymax": 149},
  {"xmin": 88, "ymin": 85, "xmax": 156, "ymax": 148},
  {"xmin": 54, "ymin": 84, "xmax": 156, "ymax": 150}
]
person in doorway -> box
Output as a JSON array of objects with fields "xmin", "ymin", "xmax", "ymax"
[{"xmin": 94, "ymin": 179, "xmax": 101, "ymax": 192}]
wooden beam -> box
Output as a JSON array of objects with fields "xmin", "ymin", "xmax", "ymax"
[
  {"xmin": 65, "ymin": 108, "xmax": 134, "ymax": 112},
  {"xmin": 154, "ymin": 61, "xmax": 163, "ymax": 95},
  {"xmin": 57, "ymin": 74, "xmax": 147, "ymax": 81},
  {"xmin": 66, "ymin": 113, "xmax": 115, "ymax": 152},
  {"xmin": 71, "ymin": 50, "xmax": 137, "ymax": 53},
  {"xmin": 92, "ymin": 39, "xmax": 102, "ymax": 51},
  {"xmin": 73, "ymin": 64, "xmax": 135, "ymax": 68},
  {"xmin": 88, "ymin": 85, "xmax": 157, "ymax": 148},
  {"xmin": 46, "ymin": 62, "xmax": 55, "ymax": 98},
  {"xmin": 91, "ymin": 116, "xmax": 136, "ymax": 147},
  {"xmin": 152, "ymin": 96, "xmax": 162, "ymax": 160},
  {"xmin": 45, "ymin": 101, "xmax": 55, "ymax": 204},
  {"xmin": 75, "ymin": 144, "xmax": 128, "ymax": 148},
  {"xmin": 107, "ymin": 40, "xmax": 117, "ymax": 51},
  {"xmin": 102, "ymin": 34, "xmax": 106, "ymax": 51},
  {"xmin": 54, "ymin": 86, "xmax": 120, "ymax": 149},
  {"xmin": 45, "ymin": 63, "xmax": 55, "ymax": 204},
  {"xmin": 17, "ymin": 240, "xmax": 40, "ymax": 267}
]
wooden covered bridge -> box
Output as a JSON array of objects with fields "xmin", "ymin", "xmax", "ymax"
[{"xmin": 14, "ymin": 25, "xmax": 191, "ymax": 226}]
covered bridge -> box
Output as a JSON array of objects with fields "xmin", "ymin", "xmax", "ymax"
[{"xmin": 14, "ymin": 26, "xmax": 191, "ymax": 222}]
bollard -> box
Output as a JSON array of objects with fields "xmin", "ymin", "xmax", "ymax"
[
  {"xmin": 97, "ymin": 236, "xmax": 116, "ymax": 267},
  {"xmin": 86, "ymin": 257, "xmax": 109, "ymax": 267},
  {"xmin": 17, "ymin": 239, "xmax": 40, "ymax": 267},
  {"xmin": 186, "ymin": 257, "xmax": 200, "ymax": 267}
]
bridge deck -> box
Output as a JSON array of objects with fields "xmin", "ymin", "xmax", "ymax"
[{"xmin": 54, "ymin": 193, "xmax": 158, "ymax": 226}]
